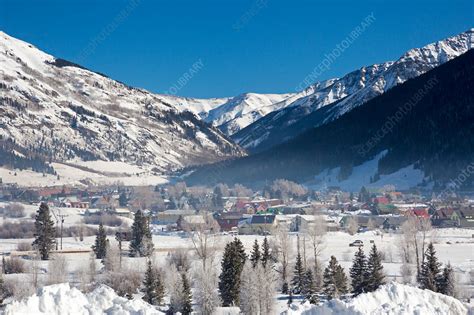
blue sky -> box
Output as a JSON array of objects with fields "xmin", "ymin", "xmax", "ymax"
[{"xmin": 0, "ymin": 0, "xmax": 472, "ymax": 98}]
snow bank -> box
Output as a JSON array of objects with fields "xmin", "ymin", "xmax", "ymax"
[
  {"xmin": 288, "ymin": 282, "xmax": 469, "ymax": 315},
  {"xmin": 4, "ymin": 283, "xmax": 162, "ymax": 314}
]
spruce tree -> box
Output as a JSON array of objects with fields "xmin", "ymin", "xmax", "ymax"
[
  {"xmin": 219, "ymin": 238, "xmax": 247, "ymax": 306},
  {"xmin": 419, "ymin": 243, "xmax": 442, "ymax": 292},
  {"xmin": 292, "ymin": 250, "xmax": 305, "ymax": 294},
  {"xmin": 439, "ymin": 263, "xmax": 455, "ymax": 297},
  {"xmin": 32, "ymin": 203, "xmax": 56, "ymax": 260},
  {"xmin": 350, "ymin": 247, "xmax": 368, "ymax": 295},
  {"xmin": 92, "ymin": 223, "xmax": 108, "ymax": 259},
  {"xmin": 0, "ymin": 272, "xmax": 5, "ymax": 305},
  {"xmin": 142, "ymin": 260, "xmax": 158, "ymax": 305},
  {"xmin": 366, "ymin": 244, "xmax": 385, "ymax": 292},
  {"xmin": 302, "ymin": 269, "xmax": 318, "ymax": 304},
  {"xmin": 261, "ymin": 236, "xmax": 271, "ymax": 268},
  {"xmin": 250, "ymin": 239, "xmax": 261, "ymax": 268},
  {"xmin": 323, "ymin": 256, "xmax": 348, "ymax": 300},
  {"xmin": 181, "ymin": 272, "xmax": 193, "ymax": 315},
  {"xmin": 119, "ymin": 192, "xmax": 128, "ymax": 207},
  {"xmin": 129, "ymin": 210, "xmax": 154, "ymax": 257},
  {"xmin": 334, "ymin": 264, "xmax": 349, "ymax": 296}
]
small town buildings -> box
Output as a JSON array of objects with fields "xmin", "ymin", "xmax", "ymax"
[{"xmin": 238, "ymin": 214, "xmax": 276, "ymax": 235}]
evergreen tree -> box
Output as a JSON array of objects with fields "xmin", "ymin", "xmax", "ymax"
[
  {"xmin": 0, "ymin": 272, "xmax": 5, "ymax": 305},
  {"xmin": 250, "ymin": 239, "xmax": 261, "ymax": 268},
  {"xmin": 366, "ymin": 244, "xmax": 385, "ymax": 292},
  {"xmin": 142, "ymin": 260, "xmax": 163, "ymax": 305},
  {"xmin": 219, "ymin": 238, "xmax": 247, "ymax": 306},
  {"xmin": 292, "ymin": 250, "xmax": 305, "ymax": 294},
  {"xmin": 439, "ymin": 263, "xmax": 455, "ymax": 297},
  {"xmin": 181, "ymin": 272, "xmax": 193, "ymax": 315},
  {"xmin": 129, "ymin": 210, "xmax": 154, "ymax": 257},
  {"xmin": 334, "ymin": 264, "xmax": 349, "ymax": 296},
  {"xmin": 261, "ymin": 236, "xmax": 271, "ymax": 268},
  {"xmin": 92, "ymin": 223, "xmax": 108, "ymax": 259},
  {"xmin": 118, "ymin": 192, "xmax": 128, "ymax": 207},
  {"xmin": 323, "ymin": 256, "xmax": 348, "ymax": 300},
  {"xmin": 419, "ymin": 243, "xmax": 442, "ymax": 292},
  {"xmin": 350, "ymin": 247, "xmax": 368, "ymax": 296},
  {"xmin": 302, "ymin": 269, "xmax": 318, "ymax": 304},
  {"xmin": 287, "ymin": 290, "xmax": 293, "ymax": 306},
  {"xmin": 32, "ymin": 203, "xmax": 56, "ymax": 260},
  {"xmin": 358, "ymin": 186, "xmax": 370, "ymax": 203}
]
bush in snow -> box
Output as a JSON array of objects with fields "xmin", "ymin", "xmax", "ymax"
[
  {"xmin": 3, "ymin": 277, "xmax": 35, "ymax": 301},
  {"xmin": 400, "ymin": 262, "xmax": 414, "ymax": 284},
  {"xmin": 166, "ymin": 248, "xmax": 191, "ymax": 272},
  {"xmin": 48, "ymin": 255, "xmax": 68, "ymax": 285},
  {"xmin": 3, "ymin": 257, "xmax": 25, "ymax": 274},
  {"xmin": 3, "ymin": 203, "xmax": 25, "ymax": 218},
  {"xmin": 16, "ymin": 242, "xmax": 32, "ymax": 252},
  {"xmin": 103, "ymin": 267, "xmax": 141, "ymax": 299},
  {"xmin": 0, "ymin": 222, "xmax": 35, "ymax": 239}
]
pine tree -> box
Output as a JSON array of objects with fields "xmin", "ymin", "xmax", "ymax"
[
  {"xmin": 287, "ymin": 290, "xmax": 293, "ymax": 306},
  {"xmin": 155, "ymin": 269, "xmax": 165, "ymax": 305},
  {"xmin": 302, "ymin": 269, "xmax": 318, "ymax": 304},
  {"xmin": 32, "ymin": 203, "xmax": 56, "ymax": 260},
  {"xmin": 92, "ymin": 223, "xmax": 108, "ymax": 259},
  {"xmin": 129, "ymin": 210, "xmax": 154, "ymax": 257},
  {"xmin": 250, "ymin": 239, "xmax": 261, "ymax": 268},
  {"xmin": 334, "ymin": 264, "xmax": 348, "ymax": 296},
  {"xmin": 419, "ymin": 243, "xmax": 442, "ymax": 292},
  {"xmin": 181, "ymin": 272, "xmax": 193, "ymax": 315},
  {"xmin": 439, "ymin": 263, "xmax": 455, "ymax": 297},
  {"xmin": 366, "ymin": 244, "xmax": 385, "ymax": 292},
  {"xmin": 119, "ymin": 192, "xmax": 128, "ymax": 207},
  {"xmin": 358, "ymin": 186, "xmax": 370, "ymax": 203},
  {"xmin": 350, "ymin": 247, "xmax": 368, "ymax": 296},
  {"xmin": 292, "ymin": 250, "xmax": 305, "ymax": 294},
  {"xmin": 323, "ymin": 256, "xmax": 348, "ymax": 300},
  {"xmin": 142, "ymin": 260, "xmax": 158, "ymax": 305},
  {"xmin": 0, "ymin": 272, "xmax": 5, "ymax": 305},
  {"xmin": 219, "ymin": 238, "xmax": 247, "ymax": 306},
  {"xmin": 261, "ymin": 236, "xmax": 271, "ymax": 268}
]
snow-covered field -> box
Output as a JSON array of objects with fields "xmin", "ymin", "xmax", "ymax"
[
  {"xmin": 0, "ymin": 162, "xmax": 169, "ymax": 187},
  {"xmin": 0, "ymin": 202, "xmax": 473, "ymax": 314}
]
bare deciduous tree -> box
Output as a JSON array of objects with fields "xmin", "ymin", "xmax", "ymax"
[
  {"xmin": 193, "ymin": 262, "xmax": 221, "ymax": 315},
  {"xmin": 399, "ymin": 216, "xmax": 433, "ymax": 278},
  {"xmin": 304, "ymin": 215, "xmax": 327, "ymax": 289},
  {"xmin": 240, "ymin": 262, "xmax": 277, "ymax": 315},
  {"xmin": 346, "ymin": 216, "xmax": 359, "ymax": 235},
  {"xmin": 103, "ymin": 244, "xmax": 120, "ymax": 272},
  {"xmin": 274, "ymin": 224, "xmax": 292, "ymax": 292},
  {"xmin": 48, "ymin": 255, "xmax": 68, "ymax": 285},
  {"xmin": 185, "ymin": 212, "xmax": 221, "ymax": 269}
]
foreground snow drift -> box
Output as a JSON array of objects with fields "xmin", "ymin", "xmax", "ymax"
[
  {"xmin": 288, "ymin": 282, "xmax": 469, "ymax": 315},
  {"xmin": 4, "ymin": 283, "xmax": 162, "ymax": 315}
]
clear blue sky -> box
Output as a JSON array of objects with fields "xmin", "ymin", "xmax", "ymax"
[{"xmin": 0, "ymin": 0, "xmax": 472, "ymax": 98}]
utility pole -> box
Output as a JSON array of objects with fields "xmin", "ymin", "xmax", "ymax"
[{"xmin": 58, "ymin": 214, "xmax": 68, "ymax": 250}]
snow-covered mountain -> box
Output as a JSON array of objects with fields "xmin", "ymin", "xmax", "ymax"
[
  {"xmin": 0, "ymin": 31, "xmax": 244, "ymax": 174},
  {"xmin": 202, "ymin": 92, "xmax": 296, "ymax": 135},
  {"xmin": 169, "ymin": 91, "xmax": 297, "ymax": 136},
  {"xmin": 234, "ymin": 28, "xmax": 474, "ymax": 152}
]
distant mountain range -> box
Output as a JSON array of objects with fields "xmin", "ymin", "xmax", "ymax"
[
  {"xmin": 1, "ymin": 29, "xmax": 473, "ymax": 190},
  {"xmin": 232, "ymin": 28, "xmax": 474, "ymax": 152},
  {"xmin": 0, "ymin": 31, "xmax": 244, "ymax": 174},
  {"xmin": 187, "ymin": 49, "xmax": 474, "ymax": 190}
]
